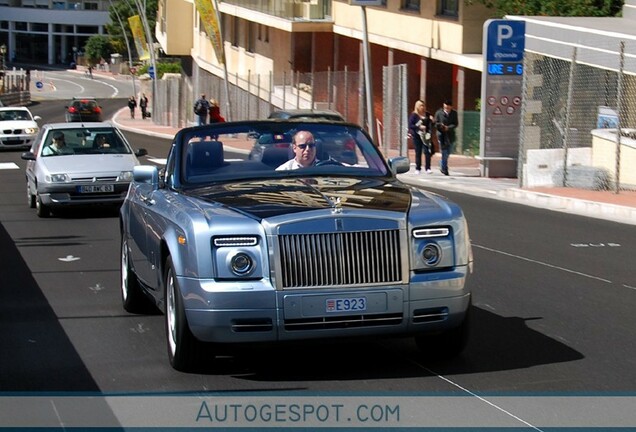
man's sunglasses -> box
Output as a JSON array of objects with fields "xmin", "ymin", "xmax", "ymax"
[{"xmin": 296, "ymin": 142, "xmax": 316, "ymax": 150}]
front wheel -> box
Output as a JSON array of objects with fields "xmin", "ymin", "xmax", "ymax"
[
  {"xmin": 27, "ymin": 182, "xmax": 35, "ymax": 208},
  {"xmin": 120, "ymin": 236, "xmax": 149, "ymax": 313},
  {"xmin": 165, "ymin": 257, "xmax": 207, "ymax": 371},
  {"xmin": 35, "ymin": 193, "xmax": 50, "ymax": 218}
]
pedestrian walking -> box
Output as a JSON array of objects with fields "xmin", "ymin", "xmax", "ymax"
[
  {"xmin": 193, "ymin": 94, "xmax": 210, "ymax": 126},
  {"xmin": 139, "ymin": 93, "xmax": 149, "ymax": 119},
  {"xmin": 208, "ymin": 99, "xmax": 225, "ymax": 123},
  {"xmin": 434, "ymin": 99, "xmax": 458, "ymax": 176},
  {"xmin": 408, "ymin": 99, "xmax": 434, "ymax": 174},
  {"xmin": 128, "ymin": 96, "xmax": 137, "ymax": 119}
]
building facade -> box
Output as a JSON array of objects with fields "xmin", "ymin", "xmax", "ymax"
[
  {"xmin": 156, "ymin": 0, "xmax": 493, "ymax": 132},
  {"xmin": 0, "ymin": 0, "xmax": 109, "ymax": 65}
]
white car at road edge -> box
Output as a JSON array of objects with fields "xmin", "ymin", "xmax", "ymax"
[{"xmin": 0, "ymin": 106, "xmax": 41, "ymax": 150}]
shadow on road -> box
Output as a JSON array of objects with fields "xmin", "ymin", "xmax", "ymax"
[{"xmin": 0, "ymin": 222, "xmax": 101, "ymax": 392}]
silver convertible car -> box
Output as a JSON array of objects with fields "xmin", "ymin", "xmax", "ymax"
[
  {"xmin": 120, "ymin": 120, "xmax": 473, "ymax": 371},
  {"xmin": 22, "ymin": 122, "xmax": 148, "ymax": 217}
]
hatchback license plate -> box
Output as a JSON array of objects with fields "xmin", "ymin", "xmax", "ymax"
[
  {"xmin": 78, "ymin": 184, "xmax": 114, "ymax": 193},
  {"xmin": 326, "ymin": 297, "xmax": 367, "ymax": 313}
]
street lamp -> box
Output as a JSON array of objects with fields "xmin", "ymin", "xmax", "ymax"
[{"xmin": 0, "ymin": 44, "xmax": 6, "ymax": 93}]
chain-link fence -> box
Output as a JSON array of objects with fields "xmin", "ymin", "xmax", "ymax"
[
  {"xmin": 520, "ymin": 39, "xmax": 636, "ymax": 192},
  {"xmin": 145, "ymin": 63, "xmax": 472, "ymax": 162}
]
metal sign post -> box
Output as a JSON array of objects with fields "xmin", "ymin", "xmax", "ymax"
[
  {"xmin": 480, "ymin": 19, "xmax": 525, "ymax": 177},
  {"xmin": 349, "ymin": 0, "xmax": 380, "ymax": 142}
]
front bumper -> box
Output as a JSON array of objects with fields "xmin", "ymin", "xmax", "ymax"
[
  {"xmin": 38, "ymin": 183, "xmax": 130, "ymax": 207},
  {"xmin": 0, "ymin": 134, "xmax": 37, "ymax": 149},
  {"xmin": 180, "ymin": 267, "xmax": 471, "ymax": 344}
]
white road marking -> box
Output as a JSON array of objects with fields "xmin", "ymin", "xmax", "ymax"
[
  {"xmin": 0, "ymin": 162, "xmax": 20, "ymax": 170},
  {"xmin": 473, "ymin": 244, "xmax": 613, "ymax": 284},
  {"xmin": 58, "ymin": 255, "xmax": 81, "ymax": 262},
  {"xmin": 146, "ymin": 157, "xmax": 167, "ymax": 165},
  {"xmin": 419, "ymin": 364, "xmax": 545, "ymax": 431}
]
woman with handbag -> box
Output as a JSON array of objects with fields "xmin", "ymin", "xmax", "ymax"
[{"xmin": 408, "ymin": 100, "xmax": 434, "ymax": 174}]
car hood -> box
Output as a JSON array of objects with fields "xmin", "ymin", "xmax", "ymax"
[
  {"xmin": 40, "ymin": 154, "xmax": 139, "ymax": 174},
  {"xmin": 0, "ymin": 120, "xmax": 38, "ymax": 130},
  {"xmin": 184, "ymin": 177, "xmax": 413, "ymax": 219}
]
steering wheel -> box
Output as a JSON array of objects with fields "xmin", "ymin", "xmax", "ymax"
[{"xmin": 315, "ymin": 157, "xmax": 342, "ymax": 167}]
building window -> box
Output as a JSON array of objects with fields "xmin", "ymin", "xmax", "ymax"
[
  {"xmin": 402, "ymin": 0, "xmax": 419, "ymax": 11},
  {"xmin": 84, "ymin": 2, "xmax": 98, "ymax": 9},
  {"xmin": 231, "ymin": 16, "xmax": 239, "ymax": 47},
  {"xmin": 247, "ymin": 21, "xmax": 255, "ymax": 53},
  {"xmin": 31, "ymin": 22, "xmax": 48, "ymax": 32},
  {"xmin": 440, "ymin": 0, "xmax": 458, "ymax": 17}
]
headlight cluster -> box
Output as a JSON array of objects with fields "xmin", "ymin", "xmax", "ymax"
[
  {"xmin": 25, "ymin": 127, "xmax": 38, "ymax": 134},
  {"xmin": 214, "ymin": 236, "xmax": 260, "ymax": 278},
  {"xmin": 46, "ymin": 173, "xmax": 70, "ymax": 183},
  {"xmin": 412, "ymin": 227, "xmax": 450, "ymax": 269},
  {"xmin": 117, "ymin": 171, "xmax": 134, "ymax": 182},
  {"xmin": 229, "ymin": 252, "xmax": 253, "ymax": 275}
]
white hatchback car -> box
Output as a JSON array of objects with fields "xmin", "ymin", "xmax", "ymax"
[
  {"xmin": 21, "ymin": 122, "xmax": 148, "ymax": 217},
  {"xmin": 0, "ymin": 106, "xmax": 41, "ymax": 150}
]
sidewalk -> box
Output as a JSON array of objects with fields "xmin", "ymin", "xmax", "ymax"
[{"xmin": 110, "ymin": 94, "xmax": 636, "ymax": 227}]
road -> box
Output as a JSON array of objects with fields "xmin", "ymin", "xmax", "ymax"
[{"xmin": 1, "ymin": 96, "xmax": 635, "ymax": 424}]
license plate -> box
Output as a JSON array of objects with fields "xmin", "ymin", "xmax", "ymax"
[
  {"xmin": 78, "ymin": 184, "xmax": 114, "ymax": 193},
  {"xmin": 326, "ymin": 297, "xmax": 367, "ymax": 313}
]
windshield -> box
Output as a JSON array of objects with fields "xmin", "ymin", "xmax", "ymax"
[
  {"xmin": 0, "ymin": 110, "xmax": 32, "ymax": 121},
  {"xmin": 40, "ymin": 127, "xmax": 133, "ymax": 157},
  {"xmin": 175, "ymin": 122, "xmax": 389, "ymax": 187}
]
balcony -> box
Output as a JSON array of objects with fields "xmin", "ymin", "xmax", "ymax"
[{"xmin": 221, "ymin": 0, "xmax": 331, "ymax": 21}]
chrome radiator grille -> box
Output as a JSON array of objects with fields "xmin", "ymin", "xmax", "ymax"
[{"xmin": 278, "ymin": 229, "xmax": 402, "ymax": 289}]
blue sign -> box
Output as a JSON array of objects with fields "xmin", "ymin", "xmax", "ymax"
[
  {"xmin": 486, "ymin": 20, "xmax": 525, "ymax": 62},
  {"xmin": 35, "ymin": 81, "xmax": 43, "ymax": 89},
  {"xmin": 148, "ymin": 65, "xmax": 155, "ymax": 79}
]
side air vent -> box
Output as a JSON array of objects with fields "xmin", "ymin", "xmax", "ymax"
[{"xmin": 412, "ymin": 307, "xmax": 449, "ymax": 324}]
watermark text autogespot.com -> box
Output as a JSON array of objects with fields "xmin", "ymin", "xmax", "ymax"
[{"xmin": 196, "ymin": 401, "xmax": 400, "ymax": 425}]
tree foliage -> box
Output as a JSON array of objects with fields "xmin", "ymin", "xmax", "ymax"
[
  {"xmin": 106, "ymin": 0, "xmax": 158, "ymax": 61},
  {"xmin": 467, "ymin": 0, "xmax": 624, "ymax": 17},
  {"xmin": 84, "ymin": 35, "xmax": 114, "ymax": 66}
]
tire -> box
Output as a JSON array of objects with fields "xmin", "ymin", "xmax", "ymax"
[
  {"xmin": 120, "ymin": 236, "xmax": 148, "ymax": 313},
  {"xmin": 35, "ymin": 193, "xmax": 50, "ymax": 218},
  {"xmin": 165, "ymin": 257, "xmax": 206, "ymax": 371},
  {"xmin": 27, "ymin": 182, "xmax": 35, "ymax": 209},
  {"xmin": 415, "ymin": 304, "xmax": 471, "ymax": 360}
]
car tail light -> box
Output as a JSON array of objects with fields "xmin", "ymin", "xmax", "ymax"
[
  {"xmin": 68, "ymin": 107, "xmax": 78, "ymax": 113},
  {"xmin": 94, "ymin": 106, "xmax": 102, "ymax": 113}
]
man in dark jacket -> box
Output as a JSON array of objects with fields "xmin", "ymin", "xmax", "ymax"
[
  {"xmin": 193, "ymin": 94, "xmax": 210, "ymax": 126},
  {"xmin": 434, "ymin": 99, "xmax": 458, "ymax": 176}
]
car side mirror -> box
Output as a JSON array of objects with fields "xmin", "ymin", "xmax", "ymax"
[
  {"xmin": 21, "ymin": 152, "xmax": 35, "ymax": 161},
  {"xmin": 135, "ymin": 148, "xmax": 148, "ymax": 157},
  {"xmin": 133, "ymin": 165, "xmax": 159, "ymax": 189},
  {"xmin": 33, "ymin": 116, "xmax": 42, "ymax": 122},
  {"xmin": 388, "ymin": 156, "xmax": 410, "ymax": 175}
]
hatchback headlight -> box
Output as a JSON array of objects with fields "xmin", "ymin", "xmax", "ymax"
[
  {"xmin": 47, "ymin": 173, "xmax": 70, "ymax": 183},
  {"xmin": 117, "ymin": 171, "xmax": 134, "ymax": 182}
]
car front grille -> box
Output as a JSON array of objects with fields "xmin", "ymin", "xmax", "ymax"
[
  {"xmin": 284, "ymin": 312, "xmax": 403, "ymax": 330},
  {"xmin": 1, "ymin": 129, "xmax": 23, "ymax": 134},
  {"xmin": 71, "ymin": 176, "xmax": 119, "ymax": 182},
  {"xmin": 278, "ymin": 229, "xmax": 402, "ymax": 289}
]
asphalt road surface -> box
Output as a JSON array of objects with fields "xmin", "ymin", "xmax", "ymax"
[{"xmin": 1, "ymin": 99, "xmax": 635, "ymax": 399}]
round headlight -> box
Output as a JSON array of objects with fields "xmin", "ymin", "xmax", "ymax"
[
  {"xmin": 421, "ymin": 243, "xmax": 442, "ymax": 266},
  {"xmin": 230, "ymin": 252, "xmax": 253, "ymax": 276}
]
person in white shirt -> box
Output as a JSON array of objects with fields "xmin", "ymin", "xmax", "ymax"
[
  {"xmin": 42, "ymin": 132, "xmax": 74, "ymax": 156},
  {"xmin": 276, "ymin": 130, "xmax": 317, "ymax": 170}
]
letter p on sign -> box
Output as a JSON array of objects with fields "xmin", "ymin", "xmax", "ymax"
[{"xmin": 497, "ymin": 25, "xmax": 513, "ymax": 46}]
